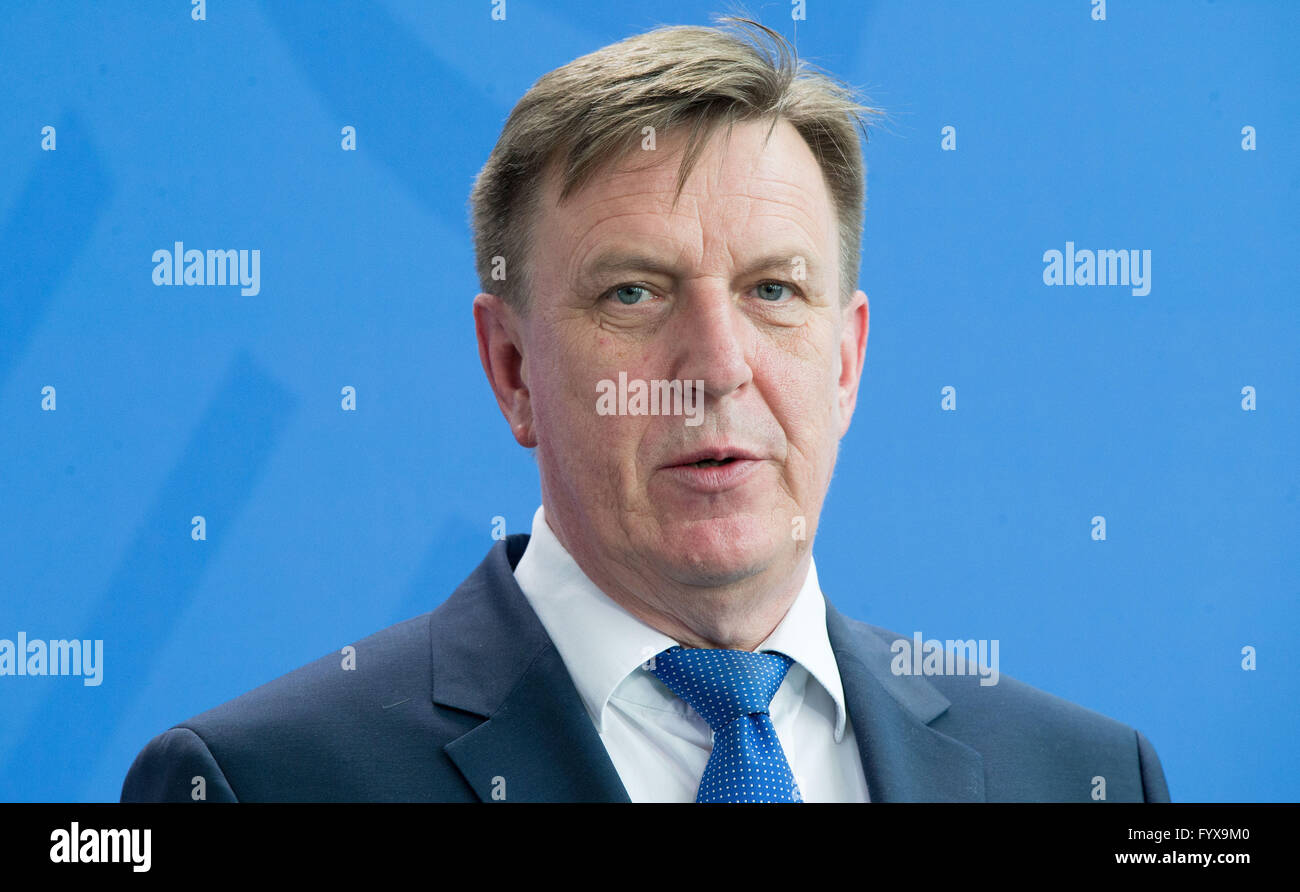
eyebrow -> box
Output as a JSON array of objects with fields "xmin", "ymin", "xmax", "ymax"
[{"xmin": 577, "ymin": 248, "xmax": 823, "ymax": 288}]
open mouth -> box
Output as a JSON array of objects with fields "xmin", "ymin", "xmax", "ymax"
[
  {"xmin": 662, "ymin": 450, "xmax": 760, "ymax": 491},
  {"xmin": 689, "ymin": 457, "xmax": 738, "ymax": 468}
]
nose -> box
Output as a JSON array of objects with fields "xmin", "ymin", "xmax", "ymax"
[{"xmin": 672, "ymin": 281, "xmax": 754, "ymax": 401}]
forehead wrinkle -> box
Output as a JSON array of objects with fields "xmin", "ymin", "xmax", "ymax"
[
  {"xmin": 703, "ymin": 168, "xmax": 831, "ymax": 223},
  {"xmin": 570, "ymin": 230, "xmax": 707, "ymax": 293},
  {"xmin": 721, "ymin": 182, "xmax": 832, "ymax": 231},
  {"xmin": 567, "ymin": 157, "xmax": 705, "ymax": 210},
  {"xmin": 701, "ymin": 202, "xmax": 827, "ymax": 272},
  {"xmin": 549, "ymin": 127, "xmax": 837, "ymax": 292},
  {"xmin": 573, "ymin": 239, "xmax": 691, "ymax": 284},
  {"xmin": 566, "ymin": 179, "xmax": 691, "ymax": 213},
  {"xmin": 565, "ymin": 207, "xmax": 704, "ymax": 275},
  {"xmin": 559, "ymin": 175, "xmax": 701, "ymax": 226},
  {"xmin": 546, "ymin": 166, "xmax": 690, "ymax": 237},
  {"xmin": 723, "ymin": 168, "xmax": 822, "ymax": 197},
  {"xmin": 562, "ymin": 207, "xmax": 827, "ymax": 295},
  {"xmin": 563, "ymin": 134, "xmax": 823, "ymax": 230},
  {"xmin": 716, "ymin": 200, "xmax": 826, "ymax": 244}
]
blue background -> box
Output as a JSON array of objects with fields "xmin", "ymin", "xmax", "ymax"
[{"xmin": 1, "ymin": 0, "xmax": 1295, "ymax": 802}]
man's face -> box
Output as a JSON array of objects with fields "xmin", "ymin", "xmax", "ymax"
[{"xmin": 481, "ymin": 116, "xmax": 868, "ymax": 621}]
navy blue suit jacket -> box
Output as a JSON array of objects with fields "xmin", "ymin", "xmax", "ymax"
[{"xmin": 121, "ymin": 535, "xmax": 1171, "ymax": 802}]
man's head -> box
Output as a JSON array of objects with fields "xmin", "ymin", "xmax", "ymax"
[
  {"xmin": 471, "ymin": 18, "xmax": 875, "ymax": 313},
  {"xmin": 472, "ymin": 18, "xmax": 876, "ymax": 649}
]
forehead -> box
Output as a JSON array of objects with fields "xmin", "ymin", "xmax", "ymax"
[{"xmin": 533, "ymin": 117, "xmax": 836, "ymax": 282}]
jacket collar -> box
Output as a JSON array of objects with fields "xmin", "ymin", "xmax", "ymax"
[
  {"xmin": 431, "ymin": 535, "xmax": 630, "ymax": 802},
  {"xmin": 825, "ymin": 602, "xmax": 986, "ymax": 801},
  {"xmin": 432, "ymin": 535, "xmax": 984, "ymax": 802}
]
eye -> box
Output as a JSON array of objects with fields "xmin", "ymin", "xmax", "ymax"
[
  {"xmin": 754, "ymin": 281, "xmax": 795, "ymax": 302},
  {"xmin": 607, "ymin": 284, "xmax": 655, "ymax": 306}
]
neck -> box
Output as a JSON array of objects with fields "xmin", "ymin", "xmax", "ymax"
[{"xmin": 543, "ymin": 511, "xmax": 811, "ymax": 652}]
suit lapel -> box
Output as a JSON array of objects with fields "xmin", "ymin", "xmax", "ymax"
[
  {"xmin": 826, "ymin": 602, "xmax": 986, "ymax": 802},
  {"xmin": 430, "ymin": 535, "xmax": 982, "ymax": 802},
  {"xmin": 431, "ymin": 535, "xmax": 630, "ymax": 802}
]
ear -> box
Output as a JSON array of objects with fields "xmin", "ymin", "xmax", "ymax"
[
  {"xmin": 836, "ymin": 289, "xmax": 869, "ymax": 437},
  {"xmin": 473, "ymin": 293, "xmax": 537, "ymax": 448}
]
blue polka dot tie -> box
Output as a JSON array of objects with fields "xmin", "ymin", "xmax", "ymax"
[{"xmin": 650, "ymin": 646, "xmax": 802, "ymax": 803}]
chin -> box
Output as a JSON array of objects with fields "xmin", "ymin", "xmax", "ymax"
[{"xmin": 656, "ymin": 514, "xmax": 785, "ymax": 586}]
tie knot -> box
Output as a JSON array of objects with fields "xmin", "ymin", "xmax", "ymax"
[{"xmin": 649, "ymin": 646, "xmax": 794, "ymax": 731}]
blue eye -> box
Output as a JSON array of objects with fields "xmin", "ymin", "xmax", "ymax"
[
  {"xmin": 756, "ymin": 282, "xmax": 793, "ymax": 301},
  {"xmin": 612, "ymin": 285, "xmax": 652, "ymax": 305}
]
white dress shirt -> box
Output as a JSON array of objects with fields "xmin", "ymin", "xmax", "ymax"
[{"xmin": 512, "ymin": 504, "xmax": 870, "ymax": 802}]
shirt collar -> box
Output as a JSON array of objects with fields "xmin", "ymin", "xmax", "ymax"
[
  {"xmin": 754, "ymin": 556, "xmax": 848, "ymax": 741},
  {"xmin": 511, "ymin": 504, "xmax": 849, "ymax": 741}
]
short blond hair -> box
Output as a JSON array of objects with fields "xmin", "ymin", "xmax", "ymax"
[{"xmin": 469, "ymin": 16, "xmax": 879, "ymax": 311}]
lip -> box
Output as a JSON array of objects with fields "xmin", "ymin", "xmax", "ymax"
[
  {"xmin": 659, "ymin": 446, "xmax": 765, "ymax": 494},
  {"xmin": 663, "ymin": 446, "xmax": 763, "ymax": 468}
]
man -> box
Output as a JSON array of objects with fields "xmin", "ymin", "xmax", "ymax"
[{"xmin": 122, "ymin": 18, "xmax": 1170, "ymax": 803}]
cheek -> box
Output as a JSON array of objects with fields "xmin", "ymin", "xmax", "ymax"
[
  {"xmin": 759, "ymin": 339, "xmax": 837, "ymax": 420},
  {"xmin": 538, "ymin": 342, "xmax": 647, "ymax": 479},
  {"xmin": 537, "ymin": 326, "xmax": 603, "ymax": 406},
  {"xmin": 757, "ymin": 346, "xmax": 840, "ymax": 481},
  {"xmin": 530, "ymin": 343, "xmax": 594, "ymax": 455}
]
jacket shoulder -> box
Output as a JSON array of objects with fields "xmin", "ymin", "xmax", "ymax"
[
  {"xmin": 850, "ymin": 619, "xmax": 1171, "ymax": 801},
  {"xmin": 184, "ymin": 610, "xmax": 434, "ymax": 735},
  {"xmin": 121, "ymin": 611, "xmax": 479, "ymax": 801}
]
